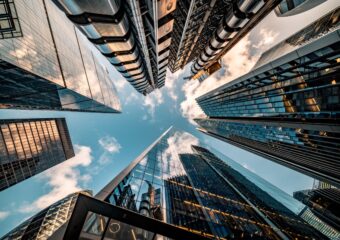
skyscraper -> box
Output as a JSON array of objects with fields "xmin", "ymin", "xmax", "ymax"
[
  {"xmin": 0, "ymin": 191, "xmax": 91, "ymax": 240},
  {"xmin": 0, "ymin": 118, "xmax": 74, "ymax": 191},
  {"xmin": 167, "ymin": 0, "xmax": 282, "ymax": 80},
  {"xmin": 52, "ymin": 0, "xmax": 283, "ymax": 91},
  {"xmin": 53, "ymin": 0, "xmax": 177, "ymax": 95},
  {"xmin": 0, "ymin": 0, "xmax": 121, "ymax": 113},
  {"xmin": 88, "ymin": 128, "xmax": 329, "ymax": 239},
  {"xmin": 195, "ymin": 8, "xmax": 340, "ymax": 187},
  {"xmin": 3, "ymin": 128, "xmax": 335, "ymax": 239}
]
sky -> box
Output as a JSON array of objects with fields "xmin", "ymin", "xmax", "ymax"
[{"xmin": 0, "ymin": 0, "xmax": 338, "ymax": 236}]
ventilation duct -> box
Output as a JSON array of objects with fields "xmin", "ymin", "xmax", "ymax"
[
  {"xmin": 53, "ymin": 0, "xmax": 153, "ymax": 95},
  {"xmin": 191, "ymin": 0, "xmax": 265, "ymax": 75}
]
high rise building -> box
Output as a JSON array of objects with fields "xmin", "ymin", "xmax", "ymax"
[
  {"xmin": 0, "ymin": 118, "xmax": 74, "ymax": 191},
  {"xmin": 3, "ymin": 128, "xmax": 334, "ymax": 239},
  {"xmin": 84, "ymin": 128, "xmax": 329, "ymax": 239},
  {"xmin": 0, "ymin": 191, "xmax": 92, "ymax": 240},
  {"xmin": 294, "ymin": 186, "xmax": 340, "ymax": 237},
  {"xmin": 195, "ymin": 8, "xmax": 340, "ymax": 187},
  {"xmin": 0, "ymin": 0, "xmax": 121, "ymax": 113},
  {"xmin": 52, "ymin": 0, "xmax": 283, "ymax": 90},
  {"xmin": 274, "ymin": 0, "xmax": 327, "ymax": 17},
  {"xmin": 167, "ymin": 0, "xmax": 282, "ymax": 80},
  {"xmin": 53, "ymin": 0, "xmax": 177, "ymax": 95}
]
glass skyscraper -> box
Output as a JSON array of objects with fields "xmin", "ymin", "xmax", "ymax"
[
  {"xmin": 0, "ymin": 190, "xmax": 91, "ymax": 240},
  {"xmin": 0, "ymin": 118, "xmax": 74, "ymax": 191},
  {"xmin": 3, "ymin": 128, "xmax": 336, "ymax": 239},
  {"xmin": 87, "ymin": 128, "xmax": 330, "ymax": 239},
  {"xmin": 0, "ymin": 0, "xmax": 121, "ymax": 113},
  {"xmin": 195, "ymin": 8, "xmax": 340, "ymax": 187}
]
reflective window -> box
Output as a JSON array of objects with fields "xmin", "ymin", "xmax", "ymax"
[{"xmin": 0, "ymin": 0, "xmax": 22, "ymax": 39}]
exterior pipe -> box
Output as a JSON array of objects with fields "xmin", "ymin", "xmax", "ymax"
[
  {"xmin": 191, "ymin": 0, "xmax": 265, "ymax": 75},
  {"xmin": 53, "ymin": 0, "xmax": 151, "ymax": 94}
]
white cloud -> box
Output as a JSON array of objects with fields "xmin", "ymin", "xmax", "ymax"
[
  {"xmin": 98, "ymin": 136, "xmax": 121, "ymax": 154},
  {"xmin": 180, "ymin": 36, "xmax": 255, "ymax": 124},
  {"xmin": 0, "ymin": 211, "xmax": 10, "ymax": 221},
  {"xmin": 253, "ymin": 28, "xmax": 279, "ymax": 50},
  {"xmin": 18, "ymin": 145, "xmax": 92, "ymax": 213},
  {"xmin": 143, "ymin": 89, "xmax": 164, "ymax": 120},
  {"xmin": 167, "ymin": 131, "xmax": 199, "ymax": 154},
  {"xmin": 98, "ymin": 152, "xmax": 113, "ymax": 165},
  {"xmin": 165, "ymin": 69, "xmax": 187, "ymax": 101},
  {"xmin": 125, "ymin": 91, "xmax": 139, "ymax": 104},
  {"xmin": 162, "ymin": 131, "xmax": 200, "ymax": 177},
  {"xmin": 180, "ymin": 28, "xmax": 279, "ymax": 124},
  {"xmin": 96, "ymin": 136, "xmax": 122, "ymax": 166},
  {"xmin": 113, "ymin": 77, "xmax": 128, "ymax": 92}
]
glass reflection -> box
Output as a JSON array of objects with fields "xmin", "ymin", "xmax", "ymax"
[
  {"xmin": 0, "ymin": 0, "xmax": 121, "ymax": 113},
  {"xmin": 102, "ymin": 129, "xmax": 327, "ymax": 239}
]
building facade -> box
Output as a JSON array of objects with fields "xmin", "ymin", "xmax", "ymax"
[
  {"xmin": 0, "ymin": 191, "xmax": 91, "ymax": 240},
  {"xmin": 166, "ymin": 0, "xmax": 282, "ymax": 80},
  {"xmin": 53, "ymin": 0, "xmax": 283, "ymax": 88},
  {"xmin": 53, "ymin": 0, "xmax": 177, "ymax": 95},
  {"xmin": 0, "ymin": 0, "xmax": 121, "ymax": 113},
  {"xmin": 2, "ymin": 128, "xmax": 334, "ymax": 239},
  {"xmin": 294, "ymin": 186, "xmax": 340, "ymax": 237},
  {"xmin": 195, "ymin": 8, "xmax": 340, "ymax": 187},
  {"xmin": 87, "ymin": 128, "xmax": 329, "ymax": 239},
  {"xmin": 274, "ymin": 0, "xmax": 327, "ymax": 17},
  {"xmin": 0, "ymin": 118, "xmax": 74, "ymax": 191}
]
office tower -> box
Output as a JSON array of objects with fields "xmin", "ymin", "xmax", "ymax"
[
  {"xmin": 53, "ymin": 0, "xmax": 177, "ymax": 95},
  {"xmin": 294, "ymin": 186, "xmax": 340, "ymax": 237},
  {"xmin": 167, "ymin": 0, "xmax": 282, "ymax": 80},
  {"xmin": 0, "ymin": 0, "xmax": 121, "ymax": 113},
  {"xmin": 53, "ymin": 0, "xmax": 282, "ymax": 89},
  {"xmin": 88, "ymin": 128, "xmax": 329, "ymax": 239},
  {"xmin": 275, "ymin": 0, "xmax": 327, "ymax": 17},
  {"xmin": 3, "ymin": 128, "xmax": 334, "ymax": 239},
  {"xmin": 195, "ymin": 8, "xmax": 340, "ymax": 187},
  {"xmin": 0, "ymin": 191, "xmax": 92, "ymax": 240},
  {"xmin": 0, "ymin": 118, "xmax": 74, "ymax": 191}
]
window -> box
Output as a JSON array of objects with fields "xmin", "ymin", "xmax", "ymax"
[{"xmin": 0, "ymin": 0, "xmax": 22, "ymax": 39}]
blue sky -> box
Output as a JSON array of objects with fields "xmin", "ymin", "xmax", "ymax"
[{"xmin": 0, "ymin": 0, "xmax": 338, "ymax": 236}]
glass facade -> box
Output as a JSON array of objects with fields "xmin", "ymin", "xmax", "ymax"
[
  {"xmin": 0, "ymin": 0, "xmax": 22, "ymax": 39},
  {"xmin": 0, "ymin": 191, "xmax": 91, "ymax": 240},
  {"xmin": 294, "ymin": 187, "xmax": 340, "ymax": 238},
  {"xmin": 195, "ymin": 12, "xmax": 340, "ymax": 188},
  {"xmin": 0, "ymin": 118, "xmax": 74, "ymax": 191},
  {"xmin": 197, "ymin": 40, "xmax": 340, "ymax": 118},
  {"xmin": 298, "ymin": 208, "xmax": 340, "ymax": 240},
  {"xmin": 274, "ymin": 0, "xmax": 327, "ymax": 17},
  {"xmin": 91, "ymin": 128, "xmax": 327, "ymax": 239},
  {"xmin": 195, "ymin": 118, "xmax": 340, "ymax": 187},
  {"xmin": 0, "ymin": 0, "xmax": 121, "ymax": 113}
]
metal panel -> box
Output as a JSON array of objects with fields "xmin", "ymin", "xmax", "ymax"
[
  {"xmin": 158, "ymin": 37, "xmax": 172, "ymax": 52},
  {"xmin": 157, "ymin": 0, "xmax": 176, "ymax": 19},
  {"xmin": 158, "ymin": 19, "xmax": 174, "ymax": 39}
]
